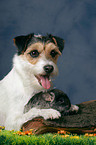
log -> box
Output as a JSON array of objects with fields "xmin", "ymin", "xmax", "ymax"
[{"xmin": 22, "ymin": 89, "xmax": 96, "ymax": 134}]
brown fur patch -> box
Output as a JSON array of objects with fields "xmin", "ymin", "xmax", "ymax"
[
  {"xmin": 21, "ymin": 42, "xmax": 44, "ymax": 65},
  {"xmin": 21, "ymin": 42, "xmax": 61, "ymax": 65},
  {"xmin": 45, "ymin": 43, "xmax": 61, "ymax": 63}
]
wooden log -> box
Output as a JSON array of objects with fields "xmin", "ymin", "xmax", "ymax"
[{"xmin": 22, "ymin": 90, "xmax": 96, "ymax": 134}]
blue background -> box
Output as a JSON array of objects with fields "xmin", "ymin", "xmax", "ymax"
[{"xmin": 0, "ymin": 0, "xmax": 96, "ymax": 104}]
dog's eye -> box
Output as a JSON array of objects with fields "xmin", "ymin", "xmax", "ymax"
[
  {"xmin": 30, "ymin": 50, "xmax": 39, "ymax": 58},
  {"xmin": 50, "ymin": 50, "xmax": 58, "ymax": 58}
]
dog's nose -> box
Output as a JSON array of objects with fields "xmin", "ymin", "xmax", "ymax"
[{"xmin": 44, "ymin": 65, "xmax": 54, "ymax": 74}]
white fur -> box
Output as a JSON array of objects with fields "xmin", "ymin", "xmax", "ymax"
[
  {"xmin": 70, "ymin": 105, "xmax": 79, "ymax": 112},
  {"xmin": 0, "ymin": 54, "xmax": 61, "ymax": 130}
]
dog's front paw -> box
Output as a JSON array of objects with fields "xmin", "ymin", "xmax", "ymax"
[{"xmin": 41, "ymin": 109, "xmax": 61, "ymax": 120}]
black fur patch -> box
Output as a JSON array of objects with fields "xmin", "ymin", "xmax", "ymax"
[
  {"xmin": 13, "ymin": 33, "xmax": 64, "ymax": 55},
  {"xmin": 13, "ymin": 33, "xmax": 34, "ymax": 55}
]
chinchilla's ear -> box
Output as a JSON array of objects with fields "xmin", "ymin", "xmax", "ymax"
[
  {"xmin": 48, "ymin": 34, "xmax": 65, "ymax": 53},
  {"xmin": 13, "ymin": 33, "xmax": 34, "ymax": 55}
]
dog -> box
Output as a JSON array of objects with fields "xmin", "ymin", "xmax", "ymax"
[
  {"xmin": 0, "ymin": 33, "xmax": 79, "ymax": 131},
  {"xmin": 0, "ymin": 33, "xmax": 65, "ymax": 130}
]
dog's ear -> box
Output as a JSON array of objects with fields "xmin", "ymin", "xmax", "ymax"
[
  {"xmin": 13, "ymin": 33, "xmax": 34, "ymax": 55},
  {"xmin": 53, "ymin": 36, "xmax": 65, "ymax": 53},
  {"xmin": 48, "ymin": 34, "xmax": 65, "ymax": 53}
]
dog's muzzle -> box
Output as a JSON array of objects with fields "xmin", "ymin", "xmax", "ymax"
[
  {"xmin": 35, "ymin": 65, "xmax": 54, "ymax": 90},
  {"xmin": 43, "ymin": 65, "xmax": 54, "ymax": 74}
]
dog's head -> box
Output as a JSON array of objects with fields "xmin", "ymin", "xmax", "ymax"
[{"xmin": 13, "ymin": 33, "xmax": 64, "ymax": 90}]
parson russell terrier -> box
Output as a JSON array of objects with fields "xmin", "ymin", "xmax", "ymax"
[{"xmin": 0, "ymin": 33, "xmax": 79, "ymax": 130}]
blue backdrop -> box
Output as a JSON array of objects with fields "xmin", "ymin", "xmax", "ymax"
[{"xmin": 0, "ymin": 0, "xmax": 96, "ymax": 104}]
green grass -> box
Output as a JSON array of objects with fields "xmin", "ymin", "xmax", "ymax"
[{"xmin": 0, "ymin": 130, "xmax": 96, "ymax": 145}]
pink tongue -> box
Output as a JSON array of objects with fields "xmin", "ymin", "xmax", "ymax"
[{"xmin": 40, "ymin": 76, "xmax": 51, "ymax": 89}]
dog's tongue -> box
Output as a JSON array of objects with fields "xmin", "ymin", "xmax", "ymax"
[{"xmin": 40, "ymin": 76, "xmax": 51, "ymax": 89}]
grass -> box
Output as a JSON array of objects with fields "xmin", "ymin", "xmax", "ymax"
[{"xmin": 0, "ymin": 130, "xmax": 96, "ymax": 145}]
